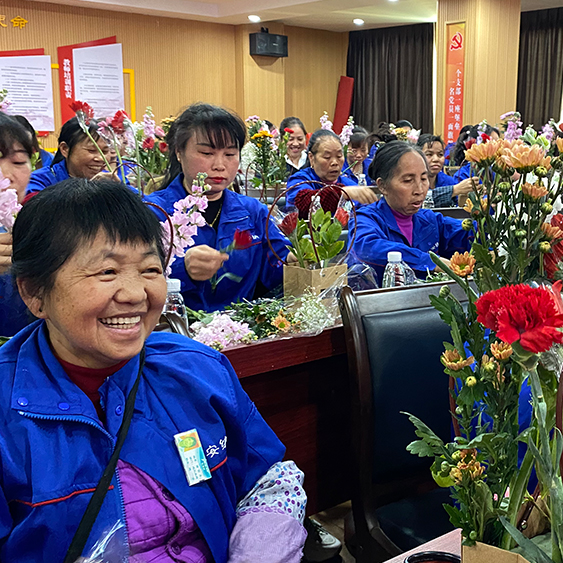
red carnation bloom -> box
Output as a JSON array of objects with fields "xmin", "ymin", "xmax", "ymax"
[
  {"xmin": 284, "ymin": 128, "xmax": 294, "ymax": 134},
  {"xmin": 69, "ymin": 100, "xmax": 95, "ymax": 123},
  {"xmin": 233, "ymin": 228, "xmax": 253, "ymax": 250},
  {"xmin": 142, "ymin": 137, "xmax": 155, "ymax": 150},
  {"xmin": 481, "ymin": 133, "xmax": 491, "ymax": 143},
  {"xmin": 159, "ymin": 141, "xmax": 168, "ymax": 152},
  {"xmin": 280, "ymin": 211, "xmax": 298, "ymax": 236},
  {"xmin": 464, "ymin": 138, "xmax": 477, "ymax": 151},
  {"xmin": 334, "ymin": 207, "xmax": 349, "ymax": 228},
  {"xmin": 475, "ymin": 284, "xmax": 563, "ymax": 353},
  {"xmin": 110, "ymin": 110, "xmax": 128, "ymax": 134}
]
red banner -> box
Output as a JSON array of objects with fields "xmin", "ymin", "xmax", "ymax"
[
  {"xmin": 57, "ymin": 36, "xmax": 116, "ymax": 124},
  {"xmin": 444, "ymin": 23, "xmax": 465, "ymax": 145},
  {"xmin": 0, "ymin": 48, "xmax": 44, "ymax": 56}
]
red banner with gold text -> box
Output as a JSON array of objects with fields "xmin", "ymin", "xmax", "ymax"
[{"xmin": 444, "ymin": 22, "xmax": 465, "ymax": 145}]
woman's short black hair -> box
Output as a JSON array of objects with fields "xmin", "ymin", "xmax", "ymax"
[
  {"xmin": 417, "ymin": 134, "xmax": 445, "ymax": 150},
  {"xmin": 52, "ymin": 116, "xmax": 101, "ymax": 165},
  {"xmin": 368, "ymin": 140, "xmax": 427, "ymax": 183},
  {"xmin": 307, "ymin": 129, "xmax": 341, "ymax": 154},
  {"xmin": 280, "ymin": 116, "xmax": 307, "ymax": 136},
  {"xmin": 395, "ymin": 120, "xmax": 414, "ymax": 129},
  {"xmin": 349, "ymin": 132, "xmax": 369, "ymax": 149},
  {"xmin": 0, "ymin": 113, "xmax": 34, "ymax": 159},
  {"xmin": 161, "ymin": 103, "xmax": 247, "ymax": 189},
  {"xmin": 12, "ymin": 178, "xmax": 166, "ymax": 298}
]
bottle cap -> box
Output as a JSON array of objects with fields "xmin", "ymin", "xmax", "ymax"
[
  {"xmin": 359, "ymin": 174, "xmax": 366, "ymax": 180},
  {"xmin": 166, "ymin": 278, "xmax": 181, "ymax": 293},
  {"xmin": 387, "ymin": 251, "xmax": 402, "ymax": 262}
]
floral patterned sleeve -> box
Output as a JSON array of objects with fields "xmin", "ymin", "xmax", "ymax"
[{"xmin": 227, "ymin": 461, "xmax": 307, "ymax": 563}]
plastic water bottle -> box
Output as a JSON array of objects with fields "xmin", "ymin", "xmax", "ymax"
[
  {"xmin": 382, "ymin": 251, "xmax": 417, "ymax": 287},
  {"xmin": 423, "ymin": 189, "xmax": 434, "ymax": 208},
  {"xmin": 358, "ymin": 173, "xmax": 367, "ymax": 186},
  {"xmin": 164, "ymin": 278, "xmax": 187, "ymax": 320}
]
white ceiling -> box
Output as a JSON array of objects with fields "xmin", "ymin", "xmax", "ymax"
[{"xmin": 34, "ymin": 0, "xmax": 563, "ymax": 32}]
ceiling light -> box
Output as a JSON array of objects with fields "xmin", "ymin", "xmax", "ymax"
[
  {"xmin": 248, "ymin": 15, "xmax": 261, "ymax": 23},
  {"xmin": 389, "ymin": 0, "xmax": 399, "ymax": 2},
  {"xmin": 353, "ymin": 18, "xmax": 365, "ymax": 25}
]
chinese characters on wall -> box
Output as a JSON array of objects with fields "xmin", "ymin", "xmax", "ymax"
[
  {"xmin": 0, "ymin": 15, "xmax": 29, "ymax": 29},
  {"xmin": 444, "ymin": 23, "xmax": 465, "ymax": 145}
]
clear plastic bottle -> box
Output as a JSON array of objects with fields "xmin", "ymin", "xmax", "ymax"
[
  {"xmin": 423, "ymin": 189, "xmax": 434, "ymax": 209},
  {"xmin": 382, "ymin": 251, "xmax": 417, "ymax": 288},
  {"xmin": 163, "ymin": 278, "xmax": 187, "ymax": 320},
  {"xmin": 358, "ymin": 173, "xmax": 367, "ymax": 186}
]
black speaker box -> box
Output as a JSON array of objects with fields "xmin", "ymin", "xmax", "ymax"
[{"xmin": 249, "ymin": 32, "xmax": 288, "ymax": 58}]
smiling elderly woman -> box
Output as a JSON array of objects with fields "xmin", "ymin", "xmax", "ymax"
[
  {"xmin": 0, "ymin": 178, "xmax": 306, "ymax": 563},
  {"xmin": 349, "ymin": 141, "xmax": 472, "ymax": 281}
]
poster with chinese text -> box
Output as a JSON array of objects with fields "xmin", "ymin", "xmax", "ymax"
[{"xmin": 444, "ymin": 22, "xmax": 465, "ymax": 145}]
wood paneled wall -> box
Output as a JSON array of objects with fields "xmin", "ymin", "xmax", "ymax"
[
  {"xmin": 436, "ymin": 0, "xmax": 520, "ymax": 135},
  {"xmin": 0, "ymin": 0, "xmax": 347, "ymax": 148}
]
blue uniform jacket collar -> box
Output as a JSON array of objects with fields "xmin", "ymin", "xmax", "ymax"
[
  {"xmin": 51, "ymin": 159, "xmax": 70, "ymax": 181},
  {"xmin": 11, "ymin": 321, "xmax": 141, "ymax": 423}
]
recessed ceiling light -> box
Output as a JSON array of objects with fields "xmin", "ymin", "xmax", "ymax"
[
  {"xmin": 353, "ymin": 18, "xmax": 365, "ymax": 25},
  {"xmin": 389, "ymin": 0, "xmax": 398, "ymax": 2},
  {"xmin": 248, "ymin": 15, "xmax": 261, "ymax": 23}
]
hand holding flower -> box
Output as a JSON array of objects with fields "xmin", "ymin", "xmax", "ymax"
[
  {"xmin": 0, "ymin": 232, "xmax": 12, "ymax": 275},
  {"xmin": 184, "ymin": 245, "xmax": 229, "ymax": 281}
]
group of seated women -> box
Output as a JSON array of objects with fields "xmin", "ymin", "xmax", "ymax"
[{"xmin": 0, "ymin": 100, "xmax": 480, "ymax": 561}]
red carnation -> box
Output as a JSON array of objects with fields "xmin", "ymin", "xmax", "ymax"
[
  {"xmin": 475, "ymin": 284, "xmax": 563, "ymax": 353},
  {"xmin": 233, "ymin": 228, "xmax": 253, "ymax": 250},
  {"xmin": 280, "ymin": 211, "xmax": 298, "ymax": 236},
  {"xmin": 284, "ymin": 128, "xmax": 294, "ymax": 134},
  {"xmin": 464, "ymin": 138, "xmax": 477, "ymax": 151},
  {"xmin": 159, "ymin": 141, "xmax": 168, "ymax": 153},
  {"xmin": 110, "ymin": 110, "xmax": 128, "ymax": 134},
  {"xmin": 334, "ymin": 207, "xmax": 349, "ymax": 228},
  {"xmin": 142, "ymin": 137, "xmax": 155, "ymax": 150},
  {"xmin": 69, "ymin": 100, "xmax": 95, "ymax": 123},
  {"xmin": 481, "ymin": 133, "xmax": 491, "ymax": 142}
]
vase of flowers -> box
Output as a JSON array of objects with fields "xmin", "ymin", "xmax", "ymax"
[{"xmin": 405, "ymin": 128, "xmax": 563, "ymax": 563}]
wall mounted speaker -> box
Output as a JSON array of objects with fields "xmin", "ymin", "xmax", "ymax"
[{"xmin": 249, "ymin": 32, "xmax": 288, "ymax": 58}]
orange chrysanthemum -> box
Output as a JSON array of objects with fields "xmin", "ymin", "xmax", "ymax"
[
  {"xmin": 521, "ymin": 182, "xmax": 548, "ymax": 199},
  {"xmin": 465, "ymin": 139, "xmax": 503, "ymax": 165},
  {"xmin": 501, "ymin": 144, "xmax": 551, "ymax": 172},
  {"xmin": 541, "ymin": 222, "xmax": 563, "ymax": 241},
  {"xmin": 272, "ymin": 311, "xmax": 291, "ymax": 332},
  {"xmin": 441, "ymin": 349, "xmax": 475, "ymax": 371},
  {"xmin": 556, "ymin": 137, "xmax": 563, "ymax": 154},
  {"xmin": 463, "ymin": 196, "xmax": 488, "ymax": 215},
  {"xmin": 450, "ymin": 251, "xmax": 476, "ymax": 277},
  {"xmin": 490, "ymin": 341, "xmax": 513, "ymax": 361}
]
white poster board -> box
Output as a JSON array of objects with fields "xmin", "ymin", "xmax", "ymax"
[
  {"xmin": 0, "ymin": 55, "xmax": 55, "ymax": 131},
  {"xmin": 73, "ymin": 43, "xmax": 124, "ymax": 118}
]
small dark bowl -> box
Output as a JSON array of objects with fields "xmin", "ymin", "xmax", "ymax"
[{"xmin": 404, "ymin": 551, "xmax": 461, "ymax": 563}]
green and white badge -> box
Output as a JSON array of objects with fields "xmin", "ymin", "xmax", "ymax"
[{"xmin": 174, "ymin": 429, "xmax": 212, "ymax": 486}]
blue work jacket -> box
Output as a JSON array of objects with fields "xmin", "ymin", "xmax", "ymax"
[
  {"xmin": 38, "ymin": 149, "xmax": 54, "ymax": 169},
  {"xmin": 26, "ymin": 160, "xmax": 70, "ymax": 193},
  {"xmin": 0, "ymin": 274, "xmax": 29, "ymax": 337},
  {"xmin": 453, "ymin": 162, "xmax": 471, "ymax": 183},
  {"xmin": 433, "ymin": 171, "xmax": 458, "ymax": 208},
  {"xmin": 348, "ymin": 198, "xmax": 471, "ymax": 280},
  {"xmin": 285, "ymin": 167, "xmax": 356, "ymax": 207},
  {"xmin": 341, "ymin": 159, "xmax": 375, "ymax": 185},
  {"xmin": 145, "ymin": 176, "xmax": 289, "ymax": 311},
  {"xmin": 0, "ymin": 321, "xmax": 285, "ymax": 563}
]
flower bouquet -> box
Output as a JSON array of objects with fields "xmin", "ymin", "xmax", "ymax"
[
  {"xmin": 243, "ymin": 116, "xmax": 289, "ymax": 202},
  {"xmin": 404, "ymin": 134, "xmax": 563, "ymax": 563}
]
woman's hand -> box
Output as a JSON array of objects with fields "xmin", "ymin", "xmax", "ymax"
[
  {"xmin": 434, "ymin": 258, "xmax": 451, "ymax": 273},
  {"xmin": 452, "ymin": 177, "xmax": 478, "ymax": 198},
  {"xmin": 184, "ymin": 245, "xmax": 229, "ymax": 281},
  {"xmin": 342, "ymin": 187, "xmax": 379, "ymax": 205},
  {"xmin": 0, "ymin": 232, "xmax": 12, "ymax": 275}
]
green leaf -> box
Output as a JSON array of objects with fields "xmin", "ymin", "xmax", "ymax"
[
  {"xmin": 498, "ymin": 516, "xmax": 553, "ymax": 563},
  {"xmin": 429, "ymin": 294, "xmax": 454, "ymax": 325},
  {"xmin": 326, "ymin": 221, "xmax": 342, "ymax": 243},
  {"xmin": 402, "ymin": 412, "xmax": 446, "ymax": 455},
  {"xmin": 215, "ymin": 272, "xmax": 243, "ymax": 285},
  {"xmin": 443, "ymin": 503, "xmax": 465, "ymax": 530},
  {"xmin": 311, "ymin": 208, "xmax": 325, "ymax": 230},
  {"xmin": 406, "ymin": 440, "xmax": 435, "ymax": 457}
]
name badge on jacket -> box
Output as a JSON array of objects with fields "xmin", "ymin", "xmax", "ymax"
[{"xmin": 174, "ymin": 429, "xmax": 212, "ymax": 486}]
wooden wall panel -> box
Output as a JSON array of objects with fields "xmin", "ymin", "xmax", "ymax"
[
  {"xmin": 284, "ymin": 26, "xmax": 348, "ymax": 134},
  {"xmin": 436, "ymin": 0, "xmax": 520, "ymax": 135},
  {"xmin": 0, "ymin": 0, "xmax": 348, "ymax": 148}
]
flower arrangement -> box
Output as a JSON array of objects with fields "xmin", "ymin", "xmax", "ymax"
[
  {"xmin": 0, "ymin": 89, "xmax": 10, "ymax": 112},
  {"xmin": 132, "ymin": 107, "xmax": 170, "ymax": 180},
  {"xmin": 405, "ymin": 133, "xmax": 563, "ymax": 561},
  {"xmin": 244, "ymin": 116, "xmax": 290, "ymax": 198}
]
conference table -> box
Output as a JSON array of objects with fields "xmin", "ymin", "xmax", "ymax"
[{"xmin": 385, "ymin": 529, "xmax": 462, "ymax": 562}]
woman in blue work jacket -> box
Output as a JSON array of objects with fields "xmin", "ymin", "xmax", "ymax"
[
  {"xmin": 1, "ymin": 178, "xmax": 306, "ymax": 563},
  {"xmin": 285, "ymin": 129, "xmax": 377, "ymax": 208},
  {"xmin": 349, "ymin": 141, "xmax": 471, "ymax": 281},
  {"xmin": 145, "ymin": 103, "xmax": 291, "ymax": 312},
  {"xmin": 26, "ymin": 116, "xmax": 112, "ymax": 193}
]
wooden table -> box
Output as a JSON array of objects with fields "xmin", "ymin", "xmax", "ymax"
[
  {"xmin": 224, "ymin": 325, "xmax": 351, "ymax": 515},
  {"xmin": 385, "ymin": 529, "xmax": 462, "ymax": 562}
]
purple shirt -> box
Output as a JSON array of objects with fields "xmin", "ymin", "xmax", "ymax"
[
  {"xmin": 390, "ymin": 208, "xmax": 414, "ymax": 245},
  {"xmin": 118, "ymin": 460, "xmax": 212, "ymax": 562}
]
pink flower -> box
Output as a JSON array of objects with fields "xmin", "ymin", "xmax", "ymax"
[
  {"xmin": 0, "ymin": 188, "xmax": 21, "ymax": 232},
  {"xmin": 155, "ymin": 126, "xmax": 165, "ymax": 138}
]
